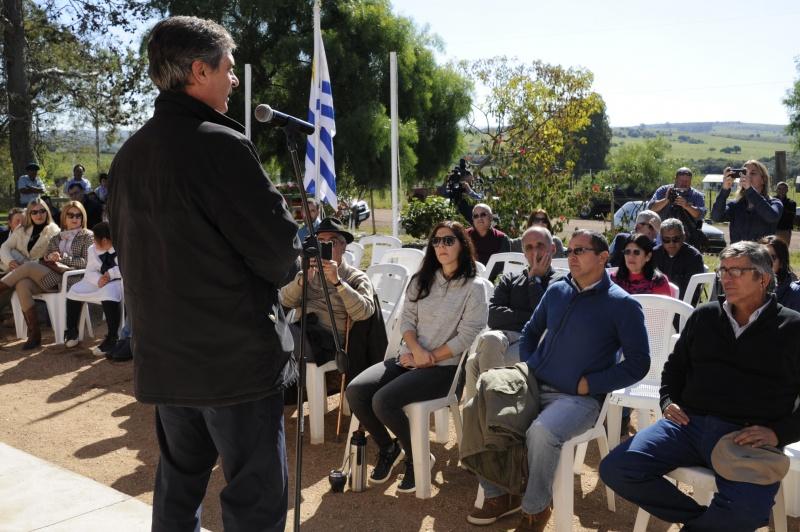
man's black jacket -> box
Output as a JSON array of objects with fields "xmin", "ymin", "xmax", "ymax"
[
  {"xmin": 108, "ymin": 91, "xmax": 301, "ymax": 406},
  {"xmin": 661, "ymin": 297, "xmax": 800, "ymax": 447},
  {"xmin": 489, "ymin": 267, "xmax": 565, "ymax": 332}
]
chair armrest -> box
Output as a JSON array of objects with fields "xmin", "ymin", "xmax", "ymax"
[{"xmin": 60, "ymin": 269, "xmax": 86, "ymax": 295}]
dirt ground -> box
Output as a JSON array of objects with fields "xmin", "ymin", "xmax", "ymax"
[{"xmin": 1, "ymin": 320, "xmax": 797, "ymax": 532}]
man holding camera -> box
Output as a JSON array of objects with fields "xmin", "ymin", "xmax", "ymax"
[
  {"xmin": 647, "ymin": 167, "xmax": 707, "ymax": 250},
  {"xmin": 279, "ymin": 217, "xmax": 376, "ymax": 368}
]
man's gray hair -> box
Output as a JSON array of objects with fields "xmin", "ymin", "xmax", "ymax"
[
  {"xmin": 719, "ymin": 241, "xmax": 775, "ymax": 291},
  {"xmin": 660, "ymin": 218, "xmax": 685, "ymax": 236},
  {"xmin": 147, "ymin": 16, "xmax": 236, "ymax": 92},
  {"xmin": 570, "ymin": 229, "xmax": 609, "ymax": 253},
  {"xmin": 522, "ymin": 226, "xmax": 553, "ymax": 246}
]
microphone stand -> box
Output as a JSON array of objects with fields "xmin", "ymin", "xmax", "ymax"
[{"xmin": 280, "ymin": 124, "xmax": 347, "ymax": 532}]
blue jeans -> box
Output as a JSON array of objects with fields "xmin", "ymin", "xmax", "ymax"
[
  {"xmin": 480, "ymin": 387, "xmax": 600, "ymax": 514},
  {"xmin": 599, "ymin": 414, "xmax": 780, "ymax": 531}
]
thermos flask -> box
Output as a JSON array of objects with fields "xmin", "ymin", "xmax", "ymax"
[{"xmin": 348, "ymin": 430, "xmax": 367, "ymax": 492}]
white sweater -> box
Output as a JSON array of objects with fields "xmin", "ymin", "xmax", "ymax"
[{"xmin": 0, "ymin": 223, "xmax": 60, "ymax": 270}]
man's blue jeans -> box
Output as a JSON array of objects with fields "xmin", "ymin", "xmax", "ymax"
[
  {"xmin": 600, "ymin": 414, "xmax": 780, "ymax": 532},
  {"xmin": 480, "ymin": 387, "xmax": 600, "ymax": 514}
]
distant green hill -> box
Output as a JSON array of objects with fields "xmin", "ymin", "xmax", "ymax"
[{"xmin": 612, "ymin": 122, "xmax": 793, "ymax": 161}]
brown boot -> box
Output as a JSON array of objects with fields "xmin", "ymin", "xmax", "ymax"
[
  {"xmin": 467, "ymin": 493, "xmax": 522, "ymax": 525},
  {"xmin": 515, "ymin": 505, "xmax": 552, "ymax": 532},
  {"xmin": 22, "ymin": 306, "xmax": 41, "ymax": 350}
]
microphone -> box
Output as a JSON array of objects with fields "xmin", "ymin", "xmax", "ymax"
[{"xmin": 254, "ymin": 104, "xmax": 315, "ymax": 135}]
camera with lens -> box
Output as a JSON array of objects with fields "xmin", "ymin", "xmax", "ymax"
[
  {"xmin": 445, "ymin": 158, "xmax": 469, "ymax": 200},
  {"xmin": 729, "ymin": 167, "xmax": 747, "ymax": 178},
  {"xmin": 668, "ymin": 187, "xmax": 690, "ymax": 204}
]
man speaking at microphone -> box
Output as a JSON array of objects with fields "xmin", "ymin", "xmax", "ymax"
[{"xmin": 107, "ymin": 16, "xmax": 300, "ymax": 532}]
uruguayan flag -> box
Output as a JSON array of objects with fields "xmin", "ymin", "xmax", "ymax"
[{"xmin": 304, "ymin": 0, "xmax": 337, "ymax": 209}]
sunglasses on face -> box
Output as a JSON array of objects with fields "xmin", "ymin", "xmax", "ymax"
[
  {"xmin": 472, "ymin": 212, "xmax": 490, "ymax": 219},
  {"xmin": 565, "ymin": 247, "xmax": 597, "ymax": 257},
  {"xmin": 30, "ymin": 209, "xmax": 47, "ymax": 216},
  {"xmin": 66, "ymin": 212, "xmax": 83, "ymax": 219},
  {"xmin": 623, "ymin": 248, "xmax": 644, "ymax": 256},
  {"xmin": 531, "ymin": 216, "xmax": 548, "ymax": 223},
  {"xmin": 431, "ymin": 236, "xmax": 457, "ymax": 247},
  {"xmin": 661, "ymin": 236, "xmax": 684, "ymax": 244},
  {"xmin": 676, "ymin": 172, "xmax": 691, "ymax": 177}
]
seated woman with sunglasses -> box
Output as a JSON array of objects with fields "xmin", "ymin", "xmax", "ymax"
[
  {"xmin": 760, "ymin": 235, "xmax": 800, "ymax": 312},
  {"xmin": 346, "ymin": 221, "xmax": 488, "ymax": 494},
  {"xmin": 0, "ymin": 199, "xmax": 61, "ymax": 272},
  {"xmin": 0, "ymin": 201, "xmax": 92, "ymax": 349},
  {"xmin": 610, "ymin": 233, "xmax": 672, "ymax": 296}
]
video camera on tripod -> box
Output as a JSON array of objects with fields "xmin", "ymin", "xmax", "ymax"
[{"xmin": 444, "ymin": 158, "xmax": 470, "ymax": 201}]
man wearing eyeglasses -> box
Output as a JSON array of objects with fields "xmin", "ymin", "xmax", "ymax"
[
  {"xmin": 652, "ymin": 218, "xmax": 705, "ymax": 302},
  {"xmin": 647, "ymin": 167, "xmax": 707, "ymax": 250},
  {"xmin": 601, "ymin": 241, "xmax": 800, "ymax": 531},
  {"xmin": 468, "ymin": 229, "xmax": 649, "ymax": 530}
]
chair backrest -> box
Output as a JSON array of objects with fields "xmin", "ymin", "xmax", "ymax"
[
  {"xmin": 668, "ymin": 282, "xmax": 679, "ymax": 299},
  {"xmin": 630, "ymin": 294, "xmax": 695, "ymax": 389},
  {"xmin": 475, "ymin": 261, "xmax": 487, "ymax": 276},
  {"xmin": 366, "ymin": 263, "xmax": 410, "ymax": 326},
  {"xmin": 481, "ymin": 252, "xmax": 527, "ymax": 280},
  {"xmin": 551, "ymin": 258, "xmax": 569, "ymax": 270},
  {"xmin": 359, "ymin": 235, "xmax": 402, "ymax": 266},
  {"xmin": 683, "ymin": 272, "xmax": 716, "ymax": 307},
  {"xmin": 342, "ymin": 250, "xmax": 355, "ymax": 267},
  {"xmin": 379, "ymin": 248, "xmax": 424, "ymax": 275},
  {"xmin": 477, "ymin": 276, "xmax": 495, "ymax": 301},
  {"xmin": 345, "ymin": 242, "xmax": 365, "ymax": 269}
]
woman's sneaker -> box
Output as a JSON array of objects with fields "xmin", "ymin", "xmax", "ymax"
[
  {"xmin": 369, "ymin": 440, "xmax": 404, "ymax": 484},
  {"xmin": 64, "ymin": 329, "xmax": 80, "ymax": 348},
  {"xmin": 396, "ymin": 454, "xmax": 436, "ymax": 494}
]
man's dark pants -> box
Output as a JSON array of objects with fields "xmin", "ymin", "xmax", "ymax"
[
  {"xmin": 600, "ymin": 414, "xmax": 780, "ymax": 532},
  {"xmin": 152, "ymin": 392, "xmax": 288, "ymax": 532}
]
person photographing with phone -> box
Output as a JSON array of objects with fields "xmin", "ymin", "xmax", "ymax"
[
  {"xmin": 279, "ymin": 217, "xmax": 375, "ymax": 368},
  {"xmin": 711, "ymin": 160, "xmax": 783, "ymax": 243},
  {"xmin": 463, "ymin": 226, "xmax": 566, "ymax": 401}
]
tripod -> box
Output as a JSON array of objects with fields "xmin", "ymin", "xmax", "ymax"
[{"xmin": 279, "ymin": 125, "xmax": 347, "ymax": 532}]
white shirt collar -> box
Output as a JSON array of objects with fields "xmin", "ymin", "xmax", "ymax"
[{"xmin": 722, "ymin": 298, "xmax": 770, "ymax": 338}]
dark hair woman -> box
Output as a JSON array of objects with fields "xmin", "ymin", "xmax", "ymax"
[
  {"xmin": 760, "ymin": 235, "xmax": 797, "ymax": 305},
  {"xmin": 346, "ymin": 221, "xmax": 488, "ymax": 494},
  {"xmin": 611, "ymin": 233, "xmax": 673, "ymax": 296}
]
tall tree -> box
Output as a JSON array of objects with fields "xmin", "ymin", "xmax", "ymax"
[
  {"xmin": 785, "ymin": 58, "xmax": 800, "ymax": 153},
  {"xmin": 569, "ymin": 101, "xmax": 612, "ymax": 177},
  {"xmin": 464, "ymin": 56, "xmax": 602, "ymax": 235},
  {"xmin": 146, "ymin": 0, "xmax": 472, "ymax": 192}
]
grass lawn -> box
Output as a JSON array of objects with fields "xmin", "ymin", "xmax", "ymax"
[{"xmin": 611, "ymin": 132, "xmax": 791, "ymax": 162}]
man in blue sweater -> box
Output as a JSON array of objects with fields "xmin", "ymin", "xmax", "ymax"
[{"xmin": 468, "ymin": 229, "xmax": 649, "ymax": 531}]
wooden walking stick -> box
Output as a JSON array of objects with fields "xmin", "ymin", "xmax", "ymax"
[{"xmin": 336, "ymin": 316, "xmax": 351, "ymax": 439}]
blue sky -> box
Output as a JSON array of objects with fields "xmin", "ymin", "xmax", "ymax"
[{"xmin": 390, "ymin": 0, "xmax": 799, "ymax": 127}]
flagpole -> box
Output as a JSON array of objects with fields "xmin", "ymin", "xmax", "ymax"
[
  {"xmin": 390, "ymin": 52, "xmax": 399, "ymax": 239},
  {"xmin": 244, "ymin": 64, "xmax": 252, "ymax": 140},
  {"xmin": 313, "ymin": 0, "xmax": 323, "ymax": 205}
]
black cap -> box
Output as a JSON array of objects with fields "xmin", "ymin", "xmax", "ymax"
[
  {"xmin": 25, "ymin": 162, "xmax": 40, "ymax": 171},
  {"xmin": 316, "ymin": 217, "xmax": 354, "ymax": 244}
]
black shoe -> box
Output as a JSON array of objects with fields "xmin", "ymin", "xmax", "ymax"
[
  {"xmin": 98, "ymin": 335, "xmax": 118, "ymax": 354},
  {"xmin": 370, "ymin": 440, "xmax": 404, "ymax": 484},
  {"xmin": 396, "ymin": 454, "xmax": 436, "ymax": 494}
]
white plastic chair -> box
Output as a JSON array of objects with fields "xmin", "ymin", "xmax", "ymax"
[
  {"xmin": 481, "ymin": 252, "xmax": 527, "ymax": 280},
  {"xmin": 379, "ymin": 248, "xmax": 424, "ymax": 276},
  {"xmin": 342, "ymin": 250, "xmax": 355, "ymax": 266},
  {"xmin": 551, "ymin": 258, "xmax": 569, "ymax": 270},
  {"xmin": 474, "ymin": 395, "xmax": 616, "ymax": 530},
  {"xmin": 345, "ymin": 242, "xmax": 365, "ymax": 269},
  {"xmin": 683, "ymin": 272, "xmax": 716, "ymax": 309},
  {"xmin": 606, "ymin": 295, "xmax": 695, "ymax": 451},
  {"xmin": 359, "ymin": 235, "xmax": 402, "ymax": 266},
  {"xmin": 366, "ymin": 263, "xmax": 410, "ymax": 326},
  {"xmin": 632, "ymin": 467, "xmax": 787, "ymax": 532},
  {"xmin": 475, "ymin": 261, "xmax": 486, "ymax": 276},
  {"xmin": 668, "ymin": 282, "xmax": 679, "ymax": 299},
  {"xmin": 10, "ymin": 269, "xmax": 90, "ymax": 345},
  {"xmin": 782, "ymin": 442, "xmax": 800, "ymax": 516}
]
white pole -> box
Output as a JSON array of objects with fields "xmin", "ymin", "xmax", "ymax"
[
  {"xmin": 244, "ymin": 64, "xmax": 252, "ymax": 140},
  {"xmin": 390, "ymin": 51, "xmax": 399, "ymax": 239}
]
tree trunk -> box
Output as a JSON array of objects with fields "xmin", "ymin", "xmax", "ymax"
[
  {"xmin": 2, "ymin": 0, "xmax": 35, "ymax": 207},
  {"xmin": 94, "ymin": 117, "xmax": 100, "ymax": 175}
]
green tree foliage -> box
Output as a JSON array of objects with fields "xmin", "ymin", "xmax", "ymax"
[
  {"xmin": 401, "ymin": 195, "xmax": 462, "ymax": 239},
  {"xmin": 567, "ymin": 101, "xmax": 612, "ymax": 177},
  {"xmin": 147, "ymin": 0, "xmax": 472, "ymax": 193},
  {"xmin": 785, "ymin": 58, "xmax": 800, "ymax": 152},
  {"xmin": 464, "ymin": 57, "xmax": 602, "ymax": 236},
  {"xmin": 603, "ymin": 136, "xmax": 676, "ymax": 194}
]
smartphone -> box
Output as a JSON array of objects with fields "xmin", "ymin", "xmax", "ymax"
[{"xmin": 320, "ymin": 241, "xmax": 333, "ymax": 261}]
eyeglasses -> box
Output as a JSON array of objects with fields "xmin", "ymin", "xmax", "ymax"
[
  {"xmin": 676, "ymin": 171, "xmax": 692, "ymax": 177},
  {"xmin": 623, "ymin": 248, "xmax": 644, "ymax": 256},
  {"xmin": 29, "ymin": 209, "xmax": 47, "ymax": 216},
  {"xmin": 716, "ymin": 267, "xmax": 758, "ymax": 279},
  {"xmin": 431, "ymin": 236, "xmax": 457, "ymax": 247},
  {"xmin": 661, "ymin": 236, "xmax": 684, "ymax": 244},
  {"xmin": 472, "ymin": 212, "xmax": 490, "ymax": 219},
  {"xmin": 66, "ymin": 212, "xmax": 83, "ymax": 219},
  {"xmin": 565, "ymin": 247, "xmax": 597, "ymax": 257},
  {"xmin": 635, "ymin": 222, "xmax": 654, "ymax": 230}
]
